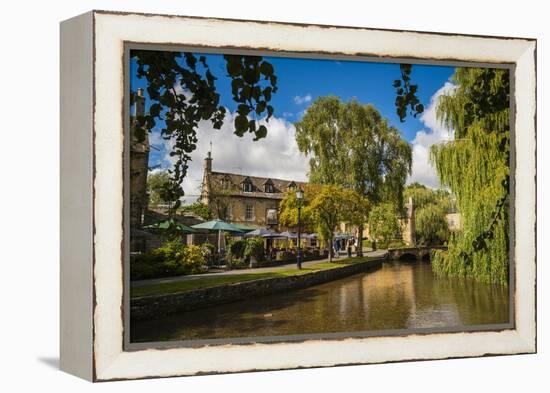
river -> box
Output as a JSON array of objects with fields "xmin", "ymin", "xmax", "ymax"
[{"xmin": 130, "ymin": 259, "xmax": 510, "ymax": 343}]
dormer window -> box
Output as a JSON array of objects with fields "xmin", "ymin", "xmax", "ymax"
[
  {"xmin": 287, "ymin": 181, "xmax": 297, "ymax": 191},
  {"xmin": 263, "ymin": 179, "xmax": 274, "ymax": 193},
  {"xmin": 242, "ymin": 178, "xmax": 253, "ymax": 192}
]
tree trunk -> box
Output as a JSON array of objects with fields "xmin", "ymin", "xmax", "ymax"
[
  {"xmin": 357, "ymin": 223, "xmax": 364, "ymax": 257},
  {"xmin": 328, "ymin": 235, "xmax": 333, "ymax": 262}
]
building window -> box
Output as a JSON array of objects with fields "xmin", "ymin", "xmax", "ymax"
[
  {"xmin": 221, "ymin": 178, "xmax": 230, "ymax": 190},
  {"xmin": 242, "ymin": 180, "xmax": 253, "ymax": 192},
  {"xmin": 265, "ymin": 184, "xmax": 274, "ymax": 193},
  {"xmin": 287, "ymin": 181, "xmax": 296, "ymax": 191},
  {"xmin": 266, "ymin": 207, "xmax": 278, "ymax": 225},
  {"xmin": 245, "ymin": 204, "xmax": 254, "ymax": 221}
]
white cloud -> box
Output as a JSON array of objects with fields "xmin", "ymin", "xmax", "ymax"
[
  {"xmin": 293, "ymin": 94, "xmax": 312, "ymax": 105},
  {"xmin": 407, "ymin": 82, "xmax": 456, "ymax": 189},
  {"xmin": 150, "ymin": 111, "xmax": 309, "ymax": 205}
]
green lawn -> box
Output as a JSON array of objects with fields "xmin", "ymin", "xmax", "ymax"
[{"xmin": 131, "ymin": 256, "xmax": 377, "ymax": 298}]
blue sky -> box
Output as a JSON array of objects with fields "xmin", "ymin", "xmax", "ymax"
[
  {"xmin": 131, "ymin": 52, "xmax": 456, "ymax": 201},
  {"xmin": 194, "ymin": 54, "xmax": 453, "ymax": 141}
]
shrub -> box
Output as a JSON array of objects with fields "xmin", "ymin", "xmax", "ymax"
[
  {"xmin": 244, "ymin": 237, "xmax": 265, "ymax": 262},
  {"xmin": 181, "ymin": 244, "xmax": 208, "ymax": 274},
  {"xmin": 130, "ymin": 252, "xmax": 164, "ymax": 280},
  {"xmin": 227, "ymin": 239, "xmax": 246, "ymax": 260},
  {"xmin": 228, "ymin": 258, "xmax": 247, "ymax": 268},
  {"xmin": 200, "ymin": 242, "xmax": 215, "ymax": 265},
  {"xmin": 226, "ymin": 239, "xmax": 247, "ymax": 268},
  {"xmin": 130, "ymin": 239, "xmax": 206, "ymax": 280}
]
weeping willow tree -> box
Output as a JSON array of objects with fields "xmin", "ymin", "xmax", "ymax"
[
  {"xmin": 430, "ymin": 68, "xmax": 510, "ymax": 284},
  {"xmin": 295, "ymin": 97, "xmax": 412, "ymax": 256}
]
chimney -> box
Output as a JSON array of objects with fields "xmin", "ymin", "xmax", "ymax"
[
  {"xmin": 134, "ymin": 88, "xmax": 145, "ymax": 117},
  {"xmin": 204, "ymin": 151, "xmax": 212, "ymax": 174}
]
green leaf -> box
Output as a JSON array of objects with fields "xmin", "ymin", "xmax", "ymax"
[
  {"xmin": 234, "ymin": 114, "xmax": 249, "ymax": 135},
  {"xmin": 251, "ymin": 86, "xmax": 261, "ymax": 101},
  {"xmin": 254, "ymin": 124, "xmax": 268, "ymax": 140},
  {"xmin": 237, "ymin": 104, "xmax": 250, "ymax": 116},
  {"xmin": 226, "ymin": 58, "xmax": 242, "ymax": 77},
  {"xmin": 255, "ymin": 101, "xmax": 266, "ymax": 115},
  {"xmin": 263, "ymin": 86, "xmax": 272, "ymax": 101},
  {"xmin": 231, "ymin": 78, "xmax": 243, "ymax": 94},
  {"xmin": 149, "ymin": 103, "xmax": 161, "ymax": 117},
  {"xmin": 243, "ymin": 67, "xmax": 259, "ymax": 85},
  {"xmin": 248, "ymin": 119, "xmax": 256, "ymax": 132},
  {"xmin": 260, "ymin": 61, "xmax": 274, "ymax": 77}
]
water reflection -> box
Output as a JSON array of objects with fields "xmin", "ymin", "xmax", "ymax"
[{"xmin": 130, "ymin": 260, "xmax": 510, "ymax": 343}]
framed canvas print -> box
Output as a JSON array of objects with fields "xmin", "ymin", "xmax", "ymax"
[{"xmin": 60, "ymin": 10, "xmax": 537, "ymax": 381}]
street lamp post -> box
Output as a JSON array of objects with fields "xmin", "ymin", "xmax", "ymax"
[{"xmin": 296, "ymin": 187, "xmax": 304, "ymax": 269}]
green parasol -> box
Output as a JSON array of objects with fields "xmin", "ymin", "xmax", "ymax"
[
  {"xmin": 191, "ymin": 219, "xmax": 244, "ymax": 253},
  {"xmin": 143, "ymin": 219, "xmax": 196, "ymax": 233}
]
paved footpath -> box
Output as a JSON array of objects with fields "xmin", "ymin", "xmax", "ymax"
[{"xmin": 132, "ymin": 249, "xmax": 388, "ymax": 288}]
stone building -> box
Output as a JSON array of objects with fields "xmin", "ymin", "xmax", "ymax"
[
  {"xmin": 129, "ymin": 88, "xmax": 149, "ymax": 228},
  {"xmin": 401, "ymin": 197, "xmax": 416, "ymax": 245},
  {"xmin": 200, "ymin": 152, "xmax": 305, "ymax": 228}
]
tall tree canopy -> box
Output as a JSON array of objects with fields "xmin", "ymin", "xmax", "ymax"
[
  {"xmin": 294, "ymin": 97, "xmax": 412, "ymax": 254},
  {"xmin": 131, "ymin": 50, "xmax": 278, "ymax": 210},
  {"xmin": 430, "ymin": 67, "xmax": 510, "ymax": 284}
]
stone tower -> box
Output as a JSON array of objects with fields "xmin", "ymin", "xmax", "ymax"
[
  {"xmin": 129, "ymin": 88, "xmax": 150, "ymax": 228},
  {"xmin": 200, "ymin": 151, "xmax": 213, "ymax": 206},
  {"xmin": 402, "ymin": 196, "xmax": 416, "ymax": 245}
]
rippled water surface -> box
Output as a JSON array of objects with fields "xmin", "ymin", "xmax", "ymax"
[{"xmin": 131, "ymin": 260, "xmax": 510, "ymax": 343}]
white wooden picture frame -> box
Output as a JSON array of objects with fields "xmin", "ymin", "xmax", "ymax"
[{"xmin": 60, "ymin": 10, "xmax": 536, "ymax": 381}]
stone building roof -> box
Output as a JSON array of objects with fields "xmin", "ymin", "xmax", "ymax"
[{"xmin": 208, "ymin": 171, "xmax": 306, "ymax": 200}]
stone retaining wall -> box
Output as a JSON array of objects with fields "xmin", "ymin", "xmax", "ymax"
[{"xmin": 131, "ymin": 258, "xmax": 385, "ymax": 320}]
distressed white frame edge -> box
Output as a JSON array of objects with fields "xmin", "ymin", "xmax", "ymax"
[
  {"xmin": 61, "ymin": 10, "xmax": 536, "ymax": 381},
  {"xmin": 60, "ymin": 11, "xmax": 94, "ymax": 381}
]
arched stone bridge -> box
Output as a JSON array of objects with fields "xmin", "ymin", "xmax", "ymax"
[{"xmin": 387, "ymin": 246, "xmax": 447, "ymax": 261}]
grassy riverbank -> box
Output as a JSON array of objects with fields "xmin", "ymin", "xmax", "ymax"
[{"xmin": 131, "ymin": 256, "xmax": 379, "ymax": 298}]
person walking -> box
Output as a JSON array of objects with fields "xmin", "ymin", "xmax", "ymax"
[
  {"xmin": 347, "ymin": 238, "xmax": 352, "ymax": 258},
  {"xmin": 333, "ymin": 239, "xmax": 340, "ymax": 258}
]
